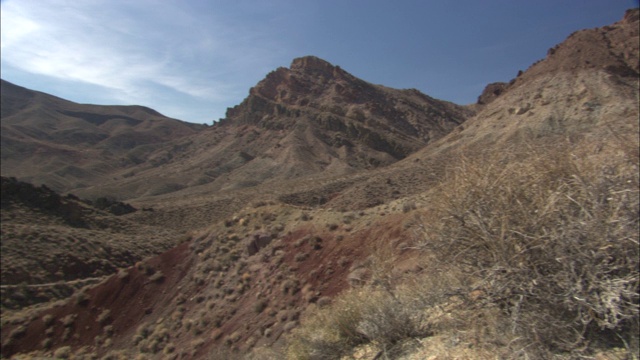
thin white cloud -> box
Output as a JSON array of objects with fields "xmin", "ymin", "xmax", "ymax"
[{"xmin": 0, "ymin": 0, "xmax": 286, "ymax": 120}]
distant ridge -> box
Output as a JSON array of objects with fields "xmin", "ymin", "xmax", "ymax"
[{"xmin": 1, "ymin": 79, "xmax": 205, "ymax": 194}]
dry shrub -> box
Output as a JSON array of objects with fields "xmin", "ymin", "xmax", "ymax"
[
  {"xmin": 419, "ymin": 140, "xmax": 639, "ymax": 356},
  {"xmin": 136, "ymin": 324, "xmax": 170, "ymax": 354},
  {"xmin": 97, "ymin": 309, "xmax": 111, "ymax": 325},
  {"xmin": 244, "ymin": 346, "xmax": 282, "ymax": 360},
  {"xmin": 287, "ymin": 286, "xmax": 432, "ymax": 359},
  {"xmin": 42, "ymin": 314, "xmax": 54, "ymax": 327},
  {"xmin": 8, "ymin": 324, "xmax": 27, "ymax": 340},
  {"xmin": 253, "ymin": 299, "xmax": 268, "ymax": 314},
  {"xmin": 102, "ymin": 350, "xmax": 135, "ymax": 359},
  {"xmin": 205, "ymin": 345, "xmax": 242, "ymax": 360},
  {"xmin": 148, "ymin": 271, "xmax": 165, "ymax": 283},
  {"xmin": 402, "ymin": 200, "xmax": 417, "ymax": 213},
  {"xmin": 53, "ymin": 346, "xmax": 72, "ymax": 359}
]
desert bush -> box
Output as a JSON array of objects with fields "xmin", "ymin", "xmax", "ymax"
[
  {"xmin": 134, "ymin": 324, "xmax": 151, "ymax": 345},
  {"xmin": 294, "ymin": 252, "xmax": 309, "ymax": 262},
  {"xmin": 97, "ymin": 309, "xmax": 111, "ymax": 325},
  {"xmin": 42, "ymin": 314, "xmax": 54, "ymax": 327},
  {"xmin": 74, "ymin": 289, "xmax": 90, "ymax": 306},
  {"xmin": 402, "ymin": 200, "xmax": 416, "ymax": 213},
  {"xmin": 418, "ymin": 142, "xmax": 639, "ymax": 355},
  {"xmin": 60, "ymin": 314, "xmax": 77, "ymax": 328},
  {"xmin": 117, "ymin": 269, "xmax": 130, "ymax": 280},
  {"xmin": 316, "ymin": 296, "xmax": 332, "ymax": 308},
  {"xmin": 53, "ymin": 345, "xmax": 72, "ymax": 359},
  {"xmin": 299, "ymin": 212, "xmax": 311, "ymax": 221},
  {"xmin": 104, "ymin": 324, "xmax": 114, "ymax": 336},
  {"xmin": 281, "ymin": 279, "xmax": 299, "ymax": 295},
  {"xmin": 287, "ymin": 287, "xmax": 431, "ymax": 359},
  {"xmin": 8, "ymin": 324, "xmax": 27, "ymax": 340},
  {"xmin": 254, "ymin": 299, "xmax": 268, "ymax": 314},
  {"xmin": 141, "ymin": 263, "xmax": 156, "ymax": 276},
  {"xmin": 148, "ymin": 271, "xmax": 165, "ymax": 283},
  {"xmin": 137, "ymin": 324, "xmax": 170, "ymax": 354}
]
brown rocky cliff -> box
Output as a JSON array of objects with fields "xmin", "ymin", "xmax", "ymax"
[
  {"xmin": 244, "ymin": 56, "xmax": 378, "ymax": 107},
  {"xmin": 477, "ymin": 82, "xmax": 508, "ymax": 105},
  {"xmin": 474, "ymin": 8, "xmax": 638, "ymax": 107},
  {"xmin": 223, "ymin": 55, "xmax": 470, "ymax": 152}
]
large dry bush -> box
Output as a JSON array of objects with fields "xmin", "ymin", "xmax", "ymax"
[
  {"xmin": 420, "ymin": 139, "xmax": 639, "ymax": 355},
  {"xmin": 287, "ymin": 286, "xmax": 432, "ymax": 359}
]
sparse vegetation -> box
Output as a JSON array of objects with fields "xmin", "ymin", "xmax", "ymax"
[
  {"xmin": 97, "ymin": 309, "xmax": 112, "ymax": 325},
  {"xmin": 148, "ymin": 271, "xmax": 165, "ymax": 283},
  {"xmin": 42, "ymin": 314, "xmax": 54, "ymax": 327},
  {"xmin": 60, "ymin": 314, "xmax": 77, "ymax": 328},
  {"xmin": 287, "ymin": 285, "xmax": 433, "ymax": 359},
  {"xmin": 74, "ymin": 289, "xmax": 90, "ymax": 306},
  {"xmin": 289, "ymin": 138, "xmax": 639, "ymax": 359},
  {"xmin": 254, "ymin": 299, "xmax": 269, "ymax": 314},
  {"xmin": 92, "ymin": 196, "xmax": 137, "ymax": 216},
  {"xmin": 401, "ymin": 200, "xmax": 416, "ymax": 213},
  {"xmin": 294, "ymin": 252, "xmax": 309, "ymax": 262},
  {"xmin": 53, "ymin": 346, "xmax": 72, "ymax": 359},
  {"xmin": 8, "ymin": 325, "xmax": 27, "ymax": 340},
  {"xmin": 0, "ymin": 178, "xmax": 182, "ymax": 311}
]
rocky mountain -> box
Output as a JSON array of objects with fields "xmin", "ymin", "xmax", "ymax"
[
  {"xmin": 1, "ymin": 9, "xmax": 638, "ymax": 360},
  {"xmin": 37, "ymin": 55, "xmax": 471, "ymax": 201}
]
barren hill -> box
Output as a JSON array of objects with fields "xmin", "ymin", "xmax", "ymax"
[{"xmin": 1, "ymin": 79, "xmax": 206, "ymax": 193}]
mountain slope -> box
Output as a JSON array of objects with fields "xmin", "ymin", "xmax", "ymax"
[{"xmin": 0, "ymin": 79, "xmax": 206, "ymax": 193}]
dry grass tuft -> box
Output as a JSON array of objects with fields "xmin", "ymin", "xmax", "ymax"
[{"xmin": 287, "ymin": 285, "xmax": 432, "ymax": 359}]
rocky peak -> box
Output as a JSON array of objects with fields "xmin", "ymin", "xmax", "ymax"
[
  {"xmin": 223, "ymin": 53, "xmax": 471, "ymax": 165},
  {"xmin": 477, "ymin": 82, "xmax": 508, "ymax": 105},
  {"xmin": 289, "ymin": 56, "xmax": 352, "ymax": 82},
  {"xmin": 242, "ymin": 55, "xmax": 365, "ymax": 109},
  {"xmin": 509, "ymin": 8, "xmax": 639, "ymax": 86},
  {"xmin": 622, "ymin": 8, "xmax": 639, "ymax": 24},
  {"xmin": 290, "ymin": 56, "xmax": 336, "ymax": 74}
]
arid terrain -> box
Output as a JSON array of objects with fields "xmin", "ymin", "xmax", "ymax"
[{"xmin": 1, "ymin": 9, "xmax": 638, "ymax": 360}]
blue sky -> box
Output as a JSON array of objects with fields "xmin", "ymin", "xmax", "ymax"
[{"xmin": 1, "ymin": 0, "xmax": 637, "ymax": 124}]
